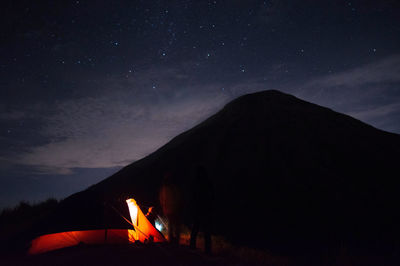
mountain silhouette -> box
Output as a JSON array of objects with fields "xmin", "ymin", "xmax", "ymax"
[{"xmin": 25, "ymin": 90, "xmax": 400, "ymax": 255}]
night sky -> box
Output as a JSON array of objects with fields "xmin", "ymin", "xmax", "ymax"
[{"xmin": 1, "ymin": 0, "xmax": 400, "ymax": 209}]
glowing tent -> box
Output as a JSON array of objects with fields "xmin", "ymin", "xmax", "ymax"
[
  {"xmin": 28, "ymin": 229, "xmax": 135, "ymax": 255},
  {"xmin": 28, "ymin": 198, "xmax": 165, "ymax": 254},
  {"xmin": 125, "ymin": 198, "xmax": 165, "ymax": 243}
]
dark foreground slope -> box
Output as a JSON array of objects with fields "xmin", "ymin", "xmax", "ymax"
[{"xmin": 10, "ymin": 90, "xmax": 400, "ymax": 256}]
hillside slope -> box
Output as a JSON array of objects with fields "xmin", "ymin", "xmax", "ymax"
[{"xmin": 29, "ymin": 90, "xmax": 400, "ymax": 254}]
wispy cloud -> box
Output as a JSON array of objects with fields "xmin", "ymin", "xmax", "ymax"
[
  {"xmin": 296, "ymin": 54, "xmax": 400, "ymax": 133},
  {"xmin": 18, "ymin": 94, "xmax": 227, "ymax": 174},
  {"xmin": 306, "ymin": 54, "xmax": 400, "ymax": 88},
  {"xmin": 9, "ymin": 66, "xmax": 230, "ymax": 174},
  {"xmin": 348, "ymin": 103, "xmax": 400, "ymax": 121},
  {"xmin": 4, "ymin": 56, "xmax": 400, "ymax": 175}
]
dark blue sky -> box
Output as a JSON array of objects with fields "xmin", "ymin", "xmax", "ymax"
[{"xmin": 1, "ymin": 0, "xmax": 400, "ymax": 209}]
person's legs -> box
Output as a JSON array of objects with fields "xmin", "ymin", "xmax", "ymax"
[
  {"xmin": 175, "ymin": 218, "xmax": 181, "ymax": 245},
  {"xmin": 204, "ymin": 224, "xmax": 212, "ymax": 254},
  {"xmin": 167, "ymin": 215, "xmax": 175, "ymax": 243},
  {"xmin": 190, "ymin": 219, "xmax": 199, "ymax": 249},
  {"xmin": 168, "ymin": 214, "xmax": 181, "ymax": 245}
]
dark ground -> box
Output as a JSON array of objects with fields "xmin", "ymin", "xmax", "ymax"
[
  {"xmin": 0, "ymin": 242, "xmax": 281, "ymax": 266},
  {"xmin": 1, "ymin": 242, "xmax": 399, "ymax": 266}
]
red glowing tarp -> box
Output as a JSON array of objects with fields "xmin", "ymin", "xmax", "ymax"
[
  {"xmin": 28, "ymin": 197, "xmax": 165, "ymax": 255},
  {"xmin": 28, "ymin": 229, "xmax": 135, "ymax": 254}
]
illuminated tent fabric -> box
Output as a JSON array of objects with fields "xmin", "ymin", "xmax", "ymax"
[
  {"xmin": 126, "ymin": 198, "xmax": 165, "ymax": 243},
  {"xmin": 28, "ymin": 198, "xmax": 165, "ymax": 255},
  {"xmin": 28, "ymin": 229, "xmax": 136, "ymax": 254}
]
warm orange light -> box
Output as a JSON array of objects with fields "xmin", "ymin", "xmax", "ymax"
[
  {"xmin": 28, "ymin": 229, "xmax": 136, "ymax": 255},
  {"xmin": 28, "ymin": 197, "xmax": 166, "ymax": 255},
  {"xmin": 125, "ymin": 198, "xmax": 166, "ymax": 243},
  {"xmin": 127, "ymin": 228, "xmax": 137, "ymax": 243},
  {"xmin": 126, "ymin": 198, "xmax": 139, "ymax": 226}
]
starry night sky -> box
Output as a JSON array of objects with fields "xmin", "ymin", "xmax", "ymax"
[{"xmin": 1, "ymin": 0, "xmax": 400, "ymax": 208}]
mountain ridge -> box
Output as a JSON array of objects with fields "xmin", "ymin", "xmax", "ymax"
[{"xmin": 27, "ymin": 90, "xmax": 400, "ymax": 255}]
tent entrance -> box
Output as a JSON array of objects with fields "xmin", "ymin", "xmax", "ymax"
[{"xmin": 125, "ymin": 198, "xmax": 165, "ymax": 243}]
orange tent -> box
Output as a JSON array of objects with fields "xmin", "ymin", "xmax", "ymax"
[
  {"xmin": 125, "ymin": 198, "xmax": 165, "ymax": 243},
  {"xmin": 28, "ymin": 198, "xmax": 165, "ymax": 254},
  {"xmin": 28, "ymin": 229, "xmax": 136, "ymax": 254}
]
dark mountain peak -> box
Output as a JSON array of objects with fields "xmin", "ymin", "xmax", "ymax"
[
  {"xmin": 218, "ymin": 90, "xmax": 395, "ymax": 139},
  {"xmin": 220, "ymin": 89, "xmax": 330, "ymax": 120},
  {"xmin": 230, "ymin": 89, "xmax": 296, "ymax": 103},
  {"xmin": 224, "ymin": 89, "xmax": 301, "ymax": 110},
  {"xmin": 29, "ymin": 90, "xmax": 400, "ymax": 256}
]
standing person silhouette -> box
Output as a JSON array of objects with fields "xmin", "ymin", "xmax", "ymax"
[
  {"xmin": 145, "ymin": 206, "xmax": 156, "ymax": 226},
  {"xmin": 159, "ymin": 171, "xmax": 182, "ymax": 245},
  {"xmin": 190, "ymin": 165, "xmax": 214, "ymax": 254}
]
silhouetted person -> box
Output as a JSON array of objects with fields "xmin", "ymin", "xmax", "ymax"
[
  {"xmin": 145, "ymin": 206, "xmax": 156, "ymax": 226},
  {"xmin": 159, "ymin": 172, "xmax": 182, "ymax": 245},
  {"xmin": 190, "ymin": 165, "xmax": 214, "ymax": 254}
]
